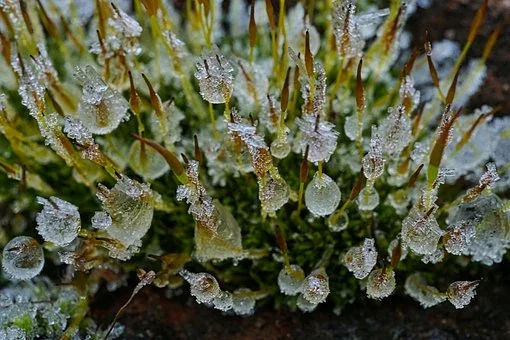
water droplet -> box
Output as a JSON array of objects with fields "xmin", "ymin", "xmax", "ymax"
[
  {"xmin": 278, "ymin": 264, "xmax": 305, "ymax": 296},
  {"xmin": 305, "ymin": 173, "xmax": 341, "ymax": 217},
  {"xmin": 2, "ymin": 236, "xmax": 44, "ymax": 280}
]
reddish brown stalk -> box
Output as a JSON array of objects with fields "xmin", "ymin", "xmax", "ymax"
[
  {"xmin": 132, "ymin": 134, "xmax": 184, "ymax": 177},
  {"xmin": 407, "ymin": 164, "xmax": 424, "ymax": 188}
]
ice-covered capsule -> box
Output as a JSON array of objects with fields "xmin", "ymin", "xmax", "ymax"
[
  {"xmin": 304, "ymin": 173, "xmax": 341, "ymax": 217},
  {"xmin": 366, "ymin": 268, "xmax": 396, "ymax": 300},
  {"xmin": 2, "ymin": 236, "xmax": 44, "ymax": 280},
  {"xmin": 232, "ymin": 288, "xmax": 256, "ymax": 315},
  {"xmin": 401, "ymin": 207, "xmax": 444, "ymax": 255},
  {"xmin": 212, "ymin": 291, "xmax": 234, "ymax": 312},
  {"xmin": 296, "ymin": 114, "xmax": 339, "ymax": 163},
  {"xmin": 443, "ymin": 221, "xmax": 476, "ymax": 255},
  {"xmin": 128, "ymin": 140, "xmax": 170, "ymax": 180},
  {"xmin": 36, "ymin": 197, "xmax": 81, "ymax": 247},
  {"xmin": 180, "ymin": 270, "xmax": 221, "ymax": 304},
  {"xmin": 195, "ymin": 49, "xmax": 234, "ymax": 104},
  {"xmin": 74, "ymin": 65, "xmax": 129, "ymax": 134},
  {"xmin": 333, "ymin": 0, "xmax": 364, "ymax": 58},
  {"xmin": 446, "ymin": 281, "xmax": 479, "ymax": 309},
  {"xmin": 404, "ymin": 273, "xmax": 446, "ymax": 308},
  {"xmin": 278, "ymin": 264, "xmax": 305, "ymax": 296},
  {"xmin": 344, "ymin": 238, "xmax": 378, "ymax": 279},
  {"xmin": 96, "ymin": 175, "xmax": 154, "ymax": 249},
  {"xmin": 301, "ymin": 268, "xmax": 330, "ymax": 304}
]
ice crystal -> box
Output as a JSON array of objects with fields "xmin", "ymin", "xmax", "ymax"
[
  {"xmin": 378, "ymin": 107, "xmax": 412, "ymax": 156},
  {"xmin": 91, "ymin": 211, "xmax": 113, "ymax": 230},
  {"xmin": 366, "ymin": 268, "xmax": 396, "ymax": 300},
  {"xmin": 405, "ymin": 273, "xmax": 446, "ymax": 308},
  {"xmin": 297, "ymin": 294, "xmax": 318, "ymax": 313},
  {"xmin": 259, "ymin": 174, "xmax": 290, "ymax": 214},
  {"xmin": 304, "ymin": 173, "xmax": 341, "ymax": 217},
  {"xmin": 446, "ymin": 281, "xmax": 479, "ymax": 309},
  {"xmin": 195, "ymin": 48, "xmax": 234, "ymax": 104},
  {"xmin": 73, "ymin": 65, "xmax": 129, "ymax": 134},
  {"xmin": 301, "ymin": 268, "xmax": 330, "ymax": 304},
  {"xmin": 402, "ymin": 207, "xmax": 444, "ymax": 255},
  {"xmin": 421, "ymin": 248, "xmax": 444, "ymax": 264},
  {"xmin": 212, "ymin": 291, "xmax": 234, "ymax": 312},
  {"xmin": 35, "ymin": 196, "xmax": 80, "ymax": 247},
  {"xmin": 344, "ymin": 238, "xmax": 378, "ymax": 280},
  {"xmin": 96, "ymin": 175, "xmax": 154, "ymax": 251},
  {"xmin": 270, "ymin": 135, "xmax": 291, "ymax": 159},
  {"xmin": 296, "ymin": 114, "xmax": 339, "ymax": 163},
  {"xmin": 278, "ymin": 264, "xmax": 305, "ymax": 296},
  {"xmin": 2, "ymin": 236, "xmax": 44, "ymax": 280},
  {"xmin": 180, "ymin": 270, "xmax": 220, "ymax": 304}
]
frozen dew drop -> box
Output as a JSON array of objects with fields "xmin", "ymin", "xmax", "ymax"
[
  {"xmin": 378, "ymin": 106, "xmax": 412, "ymax": 155},
  {"xmin": 362, "ymin": 126, "xmax": 385, "ymax": 180},
  {"xmin": 446, "ymin": 281, "xmax": 479, "ymax": 309},
  {"xmin": 194, "ymin": 48, "xmax": 234, "ymax": 104},
  {"xmin": 301, "ymin": 268, "xmax": 330, "ymax": 304},
  {"xmin": 328, "ymin": 211, "xmax": 349, "ymax": 232},
  {"xmin": 35, "ymin": 196, "xmax": 81, "ymax": 246},
  {"xmin": 74, "ymin": 65, "xmax": 129, "ymax": 135},
  {"xmin": 212, "ymin": 291, "xmax": 234, "ymax": 312},
  {"xmin": 270, "ymin": 137, "xmax": 291, "ymax": 159},
  {"xmin": 401, "ymin": 207, "xmax": 444, "ymax": 255},
  {"xmin": 344, "ymin": 238, "xmax": 378, "ymax": 279},
  {"xmin": 357, "ymin": 187, "xmax": 380, "ymax": 211},
  {"xmin": 128, "ymin": 140, "xmax": 170, "ymax": 180},
  {"xmin": 259, "ymin": 175, "xmax": 290, "ymax": 214},
  {"xmin": 278, "ymin": 264, "xmax": 305, "ymax": 296},
  {"xmin": 2, "ymin": 236, "xmax": 44, "ymax": 280},
  {"xmin": 304, "ymin": 173, "xmax": 341, "ymax": 217},
  {"xmin": 232, "ymin": 288, "xmax": 256, "ymax": 315},
  {"xmin": 366, "ymin": 268, "xmax": 396, "ymax": 300},
  {"xmin": 404, "ymin": 273, "xmax": 446, "ymax": 308},
  {"xmin": 296, "ymin": 293, "xmax": 318, "ymax": 313},
  {"xmin": 180, "ymin": 270, "xmax": 221, "ymax": 304}
]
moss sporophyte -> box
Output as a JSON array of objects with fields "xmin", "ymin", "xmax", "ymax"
[{"xmin": 0, "ymin": 0, "xmax": 508, "ymax": 338}]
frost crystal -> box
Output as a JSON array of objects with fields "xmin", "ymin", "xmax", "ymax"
[
  {"xmin": 212, "ymin": 291, "xmax": 234, "ymax": 312},
  {"xmin": 402, "ymin": 207, "xmax": 444, "ymax": 255},
  {"xmin": 304, "ymin": 173, "xmax": 341, "ymax": 217},
  {"xmin": 180, "ymin": 270, "xmax": 220, "ymax": 304},
  {"xmin": 446, "ymin": 281, "xmax": 479, "ymax": 309},
  {"xmin": 421, "ymin": 248, "xmax": 444, "ymax": 264},
  {"xmin": 96, "ymin": 175, "xmax": 153, "ymax": 251},
  {"xmin": 443, "ymin": 221, "xmax": 476, "ymax": 255},
  {"xmin": 344, "ymin": 238, "xmax": 378, "ymax": 279},
  {"xmin": 278, "ymin": 265, "xmax": 305, "ymax": 296},
  {"xmin": 296, "ymin": 114, "xmax": 339, "ymax": 163},
  {"xmin": 362, "ymin": 126, "xmax": 385, "ymax": 180},
  {"xmin": 36, "ymin": 196, "xmax": 81, "ymax": 246},
  {"xmin": 74, "ymin": 65, "xmax": 129, "ymax": 134},
  {"xmin": 297, "ymin": 294, "xmax": 318, "ymax": 313},
  {"xmin": 378, "ymin": 107, "xmax": 412, "ymax": 155},
  {"xmin": 195, "ymin": 48, "xmax": 234, "ymax": 104},
  {"xmin": 91, "ymin": 211, "xmax": 113, "ymax": 230},
  {"xmin": 2, "ymin": 236, "xmax": 44, "ymax": 280},
  {"xmin": 333, "ymin": 0, "xmax": 364, "ymax": 58},
  {"xmin": 366, "ymin": 268, "xmax": 396, "ymax": 300},
  {"xmin": 405, "ymin": 273, "xmax": 446, "ymax": 308},
  {"xmin": 301, "ymin": 268, "xmax": 330, "ymax": 304},
  {"xmin": 259, "ymin": 174, "xmax": 290, "ymax": 214}
]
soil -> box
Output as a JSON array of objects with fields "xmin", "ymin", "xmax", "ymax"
[{"xmin": 91, "ymin": 1, "xmax": 510, "ymax": 339}]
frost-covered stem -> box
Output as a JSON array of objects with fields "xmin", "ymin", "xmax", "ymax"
[
  {"xmin": 61, "ymin": 295, "xmax": 88, "ymax": 340},
  {"xmin": 148, "ymin": 15, "xmax": 162, "ymax": 80}
]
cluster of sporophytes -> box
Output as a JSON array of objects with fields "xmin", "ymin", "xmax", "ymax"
[{"xmin": 0, "ymin": 0, "xmax": 509, "ymax": 337}]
